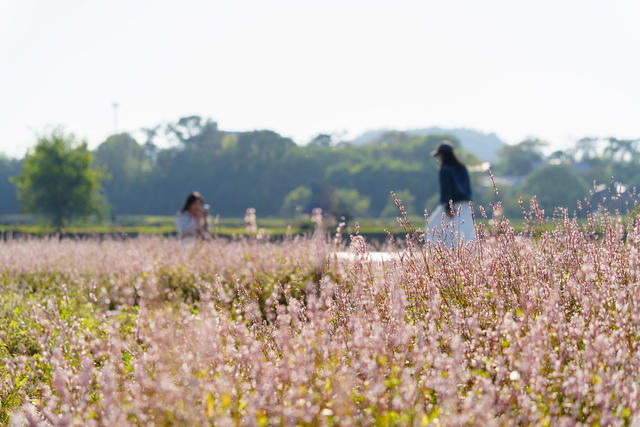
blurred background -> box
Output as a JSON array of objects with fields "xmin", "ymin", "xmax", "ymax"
[{"xmin": 1, "ymin": 0, "xmax": 639, "ymax": 233}]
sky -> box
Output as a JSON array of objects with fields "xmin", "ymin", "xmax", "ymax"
[{"xmin": 1, "ymin": 0, "xmax": 639, "ymax": 157}]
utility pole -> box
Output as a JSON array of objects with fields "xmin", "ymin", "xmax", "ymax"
[{"xmin": 112, "ymin": 101, "xmax": 120, "ymax": 133}]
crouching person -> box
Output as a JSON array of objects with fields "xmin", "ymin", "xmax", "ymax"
[{"xmin": 176, "ymin": 191, "xmax": 210, "ymax": 240}]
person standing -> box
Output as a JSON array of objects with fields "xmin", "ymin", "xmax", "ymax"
[
  {"xmin": 176, "ymin": 191, "xmax": 210, "ymax": 240},
  {"xmin": 426, "ymin": 142, "xmax": 476, "ymax": 247}
]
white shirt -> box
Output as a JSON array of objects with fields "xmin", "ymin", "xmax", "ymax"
[{"xmin": 176, "ymin": 211, "xmax": 199, "ymax": 237}]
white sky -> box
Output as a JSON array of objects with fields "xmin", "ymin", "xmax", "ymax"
[{"xmin": 1, "ymin": 0, "xmax": 639, "ymax": 157}]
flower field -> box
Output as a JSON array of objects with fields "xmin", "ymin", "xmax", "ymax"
[{"xmin": 2, "ymin": 210, "xmax": 640, "ymax": 425}]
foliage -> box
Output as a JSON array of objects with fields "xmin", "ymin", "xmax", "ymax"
[
  {"xmin": 0, "ymin": 120, "xmax": 460, "ymax": 219},
  {"xmin": 381, "ymin": 189, "xmax": 416, "ymax": 217},
  {"xmin": 93, "ymin": 133, "xmax": 151, "ymax": 215},
  {"xmin": 280, "ymin": 185, "xmax": 312, "ymax": 217},
  {"xmin": 519, "ymin": 164, "xmax": 588, "ymax": 214},
  {"xmin": 328, "ymin": 188, "xmax": 371, "ymax": 221},
  {"xmin": 11, "ymin": 130, "xmax": 107, "ymax": 227},
  {"xmin": 0, "ymin": 155, "xmax": 22, "ymax": 214},
  {"xmin": 3, "ymin": 117, "xmax": 640, "ymax": 221},
  {"xmin": 493, "ymin": 138, "xmax": 546, "ymax": 176}
]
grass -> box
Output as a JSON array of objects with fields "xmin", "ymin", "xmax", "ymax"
[
  {"xmin": 0, "ymin": 214, "xmax": 424, "ymax": 237},
  {"xmin": 0, "ymin": 214, "xmax": 556, "ymax": 240}
]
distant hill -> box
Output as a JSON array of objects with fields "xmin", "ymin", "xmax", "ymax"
[{"xmin": 352, "ymin": 127, "xmax": 507, "ymax": 161}]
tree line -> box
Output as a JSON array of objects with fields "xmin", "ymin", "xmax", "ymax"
[{"xmin": 2, "ymin": 115, "xmax": 639, "ymax": 226}]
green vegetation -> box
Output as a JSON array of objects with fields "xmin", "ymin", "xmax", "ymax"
[
  {"xmin": 0, "ymin": 214, "xmax": 421, "ymax": 237},
  {"xmin": 1, "ymin": 118, "xmax": 464, "ymax": 220},
  {"xmin": 0, "ymin": 213, "xmax": 557, "ymax": 239},
  {"xmin": 11, "ymin": 130, "xmax": 107, "ymax": 227},
  {"xmin": 1, "ymin": 116, "xmax": 639, "ymax": 226},
  {"xmin": 519, "ymin": 164, "xmax": 589, "ymax": 214}
]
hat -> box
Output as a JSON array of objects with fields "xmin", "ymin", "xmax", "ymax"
[{"xmin": 431, "ymin": 142, "xmax": 454, "ymax": 157}]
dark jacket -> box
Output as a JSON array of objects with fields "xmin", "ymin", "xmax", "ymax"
[{"xmin": 439, "ymin": 164, "xmax": 472, "ymax": 206}]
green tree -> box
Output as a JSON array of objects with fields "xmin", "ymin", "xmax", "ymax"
[
  {"xmin": 329, "ymin": 188, "xmax": 370, "ymax": 221},
  {"xmin": 494, "ymin": 138, "xmax": 547, "ymax": 176},
  {"xmin": 0, "ymin": 156, "xmax": 22, "ymax": 214},
  {"xmin": 381, "ymin": 189, "xmax": 416, "ymax": 218},
  {"xmin": 604, "ymin": 138, "xmax": 640, "ymax": 164},
  {"xmin": 573, "ymin": 137, "xmax": 599, "ymax": 161},
  {"xmin": 281, "ymin": 185, "xmax": 312, "ymax": 217},
  {"xmin": 94, "ymin": 133, "xmax": 151, "ymax": 214},
  {"xmin": 12, "ymin": 130, "xmax": 107, "ymax": 227},
  {"xmin": 308, "ymin": 133, "xmax": 333, "ymax": 147},
  {"xmin": 519, "ymin": 164, "xmax": 588, "ymax": 214}
]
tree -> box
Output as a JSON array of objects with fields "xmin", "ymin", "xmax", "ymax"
[
  {"xmin": 308, "ymin": 133, "xmax": 333, "ymax": 147},
  {"xmin": 329, "ymin": 188, "xmax": 371, "ymax": 221},
  {"xmin": 94, "ymin": 133, "xmax": 150, "ymax": 214},
  {"xmin": 281, "ymin": 185, "xmax": 312, "ymax": 217},
  {"xmin": 381, "ymin": 189, "xmax": 416, "ymax": 218},
  {"xmin": 494, "ymin": 138, "xmax": 547, "ymax": 176},
  {"xmin": 573, "ymin": 137, "xmax": 600, "ymax": 161},
  {"xmin": 605, "ymin": 138, "xmax": 640, "ymax": 164},
  {"xmin": 0, "ymin": 117, "xmax": 501, "ymax": 219},
  {"xmin": 0, "ymin": 155, "xmax": 22, "ymax": 214},
  {"xmin": 12, "ymin": 130, "xmax": 107, "ymax": 227},
  {"xmin": 165, "ymin": 115, "xmax": 218, "ymax": 146},
  {"xmin": 549, "ymin": 150, "xmax": 571, "ymax": 163},
  {"xmin": 519, "ymin": 164, "xmax": 588, "ymax": 214}
]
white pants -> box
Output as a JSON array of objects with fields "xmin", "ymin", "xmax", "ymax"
[{"xmin": 425, "ymin": 201, "xmax": 476, "ymax": 248}]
